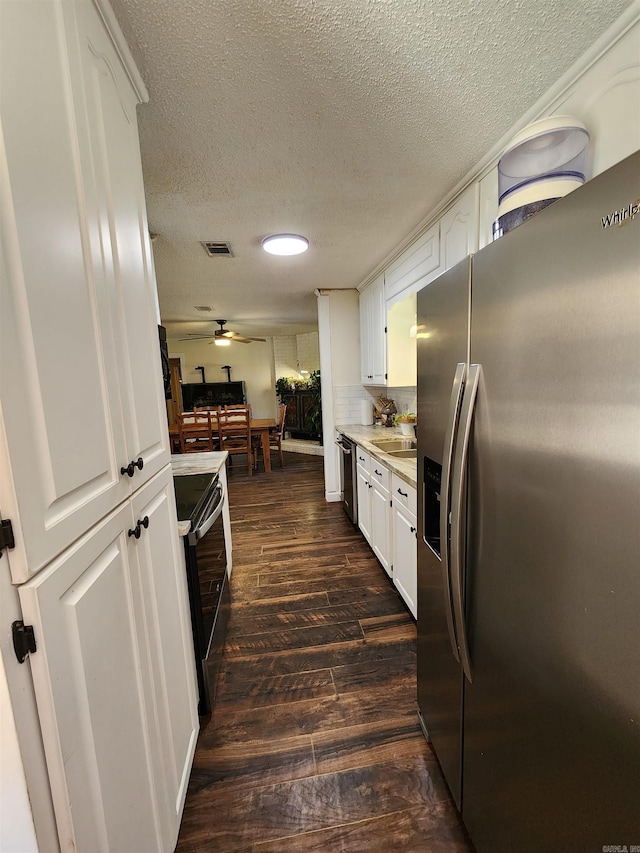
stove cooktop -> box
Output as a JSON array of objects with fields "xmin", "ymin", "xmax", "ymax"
[{"xmin": 173, "ymin": 473, "xmax": 218, "ymax": 523}]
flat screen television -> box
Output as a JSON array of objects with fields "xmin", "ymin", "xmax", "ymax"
[{"xmin": 180, "ymin": 381, "xmax": 246, "ymax": 410}]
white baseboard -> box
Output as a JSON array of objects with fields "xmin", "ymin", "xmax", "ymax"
[{"xmin": 325, "ymin": 490, "xmax": 342, "ymax": 503}]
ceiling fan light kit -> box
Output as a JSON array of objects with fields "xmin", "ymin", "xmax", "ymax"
[
  {"xmin": 213, "ymin": 338, "xmax": 231, "ymax": 346},
  {"xmin": 262, "ymin": 234, "xmax": 309, "ymax": 256}
]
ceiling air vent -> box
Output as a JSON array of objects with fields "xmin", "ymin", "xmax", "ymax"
[{"xmin": 200, "ymin": 241, "xmax": 233, "ymax": 257}]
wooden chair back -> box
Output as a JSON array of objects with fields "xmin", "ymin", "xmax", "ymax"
[
  {"xmin": 177, "ymin": 411, "xmax": 216, "ymax": 453},
  {"xmin": 217, "ymin": 407, "xmax": 252, "ymax": 475},
  {"xmin": 267, "ymin": 403, "xmax": 287, "ymax": 467}
]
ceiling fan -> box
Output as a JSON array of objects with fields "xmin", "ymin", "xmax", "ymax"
[{"xmin": 179, "ymin": 319, "xmax": 266, "ymax": 344}]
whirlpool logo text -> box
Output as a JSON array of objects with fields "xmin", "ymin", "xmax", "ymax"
[{"xmin": 601, "ymin": 200, "xmax": 639, "ymax": 229}]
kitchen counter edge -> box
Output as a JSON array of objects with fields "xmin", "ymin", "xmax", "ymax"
[
  {"xmin": 337, "ymin": 425, "xmax": 417, "ymax": 488},
  {"xmin": 171, "ymin": 451, "xmax": 229, "ymax": 537}
]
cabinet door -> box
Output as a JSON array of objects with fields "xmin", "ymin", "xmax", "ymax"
[
  {"xmin": 478, "ymin": 169, "xmax": 499, "ymax": 250},
  {"xmin": 384, "ymin": 223, "xmax": 442, "ymax": 301},
  {"xmin": 17, "ymin": 503, "xmax": 164, "ymax": 853},
  {"xmin": 360, "ymin": 284, "xmax": 373, "ymax": 383},
  {"xmin": 0, "ymin": 0, "xmax": 130, "ymax": 581},
  {"xmin": 356, "ymin": 465, "xmax": 372, "ymax": 544},
  {"xmin": 360, "ymin": 274, "xmax": 386, "ymax": 385},
  {"xmin": 369, "ymin": 275, "xmax": 386, "ymax": 385},
  {"xmin": 393, "ymin": 503, "xmax": 417, "ymax": 618},
  {"xmin": 130, "ymin": 468, "xmax": 199, "ymax": 847},
  {"xmin": 441, "ymin": 184, "xmax": 479, "ymax": 271},
  {"xmin": 371, "ymin": 481, "xmax": 392, "ymax": 577},
  {"xmin": 72, "ymin": 1, "xmax": 169, "ymax": 487}
]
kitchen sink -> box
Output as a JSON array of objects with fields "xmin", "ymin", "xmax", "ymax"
[
  {"xmin": 385, "ymin": 448, "xmax": 417, "ymax": 459},
  {"xmin": 369, "ymin": 438, "xmax": 416, "ymax": 451}
]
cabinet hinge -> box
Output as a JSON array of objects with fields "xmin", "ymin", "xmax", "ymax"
[
  {"xmin": 12, "ymin": 621, "xmax": 36, "ymax": 664},
  {"xmin": 0, "ymin": 519, "xmax": 15, "ymax": 558},
  {"xmin": 384, "ymin": 326, "xmax": 387, "ymax": 333},
  {"xmin": 385, "ymin": 373, "xmax": 388, "ymax": 380}
]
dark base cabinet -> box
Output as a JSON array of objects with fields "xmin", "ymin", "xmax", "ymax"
[{"xmin": 282, "ymin": 391, "xmax": 316, "ymax": 438}]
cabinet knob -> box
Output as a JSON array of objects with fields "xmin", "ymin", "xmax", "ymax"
[
  {"xmin": 128, "ymin": 516, "xmax": 149, "ymax": 540},
  {"xmin": 120, "ymin": 457, "xmax": 144, "ymax": 478},
  {"xmin": 410, "ymin": 526, "xmax": 416, "ymax": 534}
]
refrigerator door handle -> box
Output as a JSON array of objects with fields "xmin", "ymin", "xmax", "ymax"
[
  {"xmin": 438, "ymin": 361, "xmax": 467, "ymax": 662},
  {"xmin": 450, "ymin": 362, "xmax": 481, "ymax": 684}
]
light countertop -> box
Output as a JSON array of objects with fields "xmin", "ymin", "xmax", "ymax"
[
  {"xmin": 170, "ymin": 451, "xmax": 228, "ymax": 476},
  {"xmin": 171, "ymin": 451, "xmax": 228, "ymax": 536},
  {"xmin": 337, "ymin": 425, "xmax": 417, "ymax": 488}
]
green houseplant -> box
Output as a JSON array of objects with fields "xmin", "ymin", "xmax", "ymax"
[{"xmin": 305, "ymin": 370, "xmax": 323, "ymax": 443}]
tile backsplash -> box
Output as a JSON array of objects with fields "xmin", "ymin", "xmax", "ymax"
[{"xmin": 334, "ymin": 385, "xmax": 417, "ymax": 426}]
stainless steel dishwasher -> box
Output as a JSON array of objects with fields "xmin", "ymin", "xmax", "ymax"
[{"xmin": 336, "ymin": 434, "xmax": 357, "ymax": 525}]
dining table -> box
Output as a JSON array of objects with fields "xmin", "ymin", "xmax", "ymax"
[{"xmin": 169, "ymin": 417, "xmax": 278, "ymax": 472}]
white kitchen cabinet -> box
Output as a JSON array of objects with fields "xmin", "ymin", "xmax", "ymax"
[
  {"xmin": 478, "ymin": 168, "xmax": 499, "ymax": 250},
  {"xmin": 391, "ymin": 475, "xmax": 417, "ymax": 618},
  {"xmin": 18, "ymin": 468, "xmax": 197, "ymax": 853},
  {"xmin": 0, "ymin": 3, "xmax": 197, "ymax": 851},
  {"xmin": 440, "ymin": 183, "xmax": 479, "ymax": 271},
  {"xmin": 384, "ymin": 223, "xmax": 442, "ymax": 301},
  {"xmin": 0, "ymin": 0, "xmax": 169, "ymax": 584},
  {"xmin": 129, "ymin": 468, "xmax": 199, "ymax": 840},
  {"xmin": 356, "ymin": 448, "xmax": 392, "ymax": 576},
  {"xmin": 356, "ymin": 448, "xmax": 372, "ymax": 543},
  {"xmin": 359, "ymin": 274, "xmax": 386, "ymax": 385},
  {"xmin": 370, "ymin": 461, "xmax": 392, "ymax": 577}
]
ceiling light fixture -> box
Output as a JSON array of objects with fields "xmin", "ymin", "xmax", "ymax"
[
  {"xmin": 214, "ymin": 338, "xmax": 231, "ymax": 347},
  {"xmin": 262, "ymin": 234, "xmax": 309, "ymax": 256}
]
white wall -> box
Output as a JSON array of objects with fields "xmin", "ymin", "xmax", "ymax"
[
  {"xmin": 1, "ymin": 658, "xmax": 39, "ymax": 852},
  {"xmin": 318, "ymin": 290, "xmax": 361, "ymax": 501},
  {"xmin": 168, "ymin": 337, "xmax": 277, "ymax": 418}
]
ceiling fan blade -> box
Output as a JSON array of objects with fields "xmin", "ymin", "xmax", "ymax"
[
  {"xmin": 228, "ymin": 332, "xmax": 267, "ymax": 343},
  {"xmin": 178, "ymin": 334, "xmax": 216, "ymax": 340}
]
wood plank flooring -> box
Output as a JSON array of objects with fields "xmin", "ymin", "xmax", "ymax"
[{"xmin": 176, "ymin": 453, "xmax": 472, "ymax": 853}]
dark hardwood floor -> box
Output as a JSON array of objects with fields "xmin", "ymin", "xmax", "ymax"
[{"xmin": 176, "ymin": 452, "xmax": 471, "ymax": 853}]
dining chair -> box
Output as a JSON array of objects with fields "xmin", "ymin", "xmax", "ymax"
[
  {"xmin": 217, "ymin": 407, "xmax": 253, "ymax": 475},
  {"xmin": 266, "ymin": 403, "xmax": 287, "ymax": 468},
  {"xmin": 223, "ymin": 403, "xmax": 252, "ymax": 419},
  {"xmin": 177, "ymin": 411, "xmax": 216, "ymax": 453}
]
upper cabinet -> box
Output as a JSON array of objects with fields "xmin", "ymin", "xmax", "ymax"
[
  {"xmin": 0, "ymin": 0, "xmax": 169, "ymax": 582},
  {"xmin": 440, "ymin": 183, "xmax": 479, "ymax": 270},
  {"xmin": 384, "ymin": 223, "xmax": 442, "ymax": 301},
  {"xmin": 360, "ymin": 274, "xmax": 386, "ymax": 386}
]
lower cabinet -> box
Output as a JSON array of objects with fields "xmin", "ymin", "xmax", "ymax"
[
  {"xmin": 391, "ymin": 474, "xmax": 418, "ymax": 619},
  {"xmin": 356, "ymin": 448, "xmax": 417, "ymax": 617},
  {"xmin": 356, "ymin": 448, "xmax": 372, "ymax": 544},
  {"xmin": 356, "ymin": 447, "xmax": 392, "ymax": 577},
  {"xmin": 370, "ymin": 461, "xmax": 392, "ymax": 578},
  {"xmin": 17, "ymin": 466, "xmax": 198, "ymax": 853}
]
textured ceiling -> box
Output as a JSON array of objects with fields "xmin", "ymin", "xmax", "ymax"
[{"xmin": 110, "ymin": 0, "xmax": 631, "ymax": 339}]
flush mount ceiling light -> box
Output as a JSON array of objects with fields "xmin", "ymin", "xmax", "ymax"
[{"xmin": 262, "ymin": 234, "xmax": 309, "ymax": 256}]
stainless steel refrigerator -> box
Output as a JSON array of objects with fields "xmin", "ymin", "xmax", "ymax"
[{"xmin": 417, "ymin": 150, "xmax": 640, "ymax": 852}]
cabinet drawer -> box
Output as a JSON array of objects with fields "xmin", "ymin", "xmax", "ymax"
[
  {"xmin": 370, "ymin": 460, "xmax": 390, "ymax": 492},
  {"xmin": 355, "ymin": 446, "xmax": 370, "ymax": 473},
  {"xmin": 392, "ymin": 474, "xmax": 417, "ymax": 516}
]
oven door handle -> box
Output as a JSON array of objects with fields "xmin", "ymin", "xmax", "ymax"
[{"xmin": 193, "ymin": 483, "xmax": 224, "ymax": 540}]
